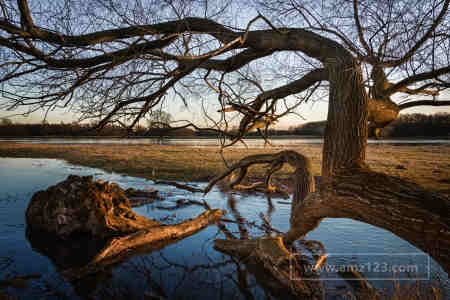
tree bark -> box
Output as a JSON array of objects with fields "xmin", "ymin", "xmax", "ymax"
[
  {"xmin": 322, "ymin": 57, "xmax": 368, "ymax": 182},
  {"xmin": 63, "ymin": 209, "xmax": 223, "ymax": 281},
  {"xmin": 287, "ymin": 169, "xmax": 450, "ymax": 273}
]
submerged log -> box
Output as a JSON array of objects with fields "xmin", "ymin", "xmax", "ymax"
[
  {"xmin": 64, "ymin": 209, "xmax": 223, "ymax": 281},
  {"xmin": 214, "ymin": 236, "xmax": 324, "ymax": 300}
]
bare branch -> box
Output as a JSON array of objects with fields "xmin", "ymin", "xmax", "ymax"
[{"xmin": 398, "ymin": 99, "xmax": 450, "ymax": 111}]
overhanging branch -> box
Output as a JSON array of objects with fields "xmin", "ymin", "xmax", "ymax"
[{"xmin": 398, "ymin": 99, "xmax": 450, "ymax": 111}]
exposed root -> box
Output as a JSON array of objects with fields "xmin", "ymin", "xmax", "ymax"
[{"xmin": 204, "ymin": 150, "xmax": 314, "ymax": 208}]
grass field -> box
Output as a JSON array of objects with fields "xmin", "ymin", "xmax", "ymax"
[{"xmin": 0, "ymin": 142, "xmax": 449, "ymax": 193}]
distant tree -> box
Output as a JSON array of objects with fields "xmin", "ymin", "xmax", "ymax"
[
  {"xmin": 146, "ymin": 111, "xmax": 173, "ymax": 129},
  {"xmin": 1, "ymin": 117, "xmax": 12, "ymax": 126}
]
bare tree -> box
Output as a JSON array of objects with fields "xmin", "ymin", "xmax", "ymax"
[
  {"xmin": 146, "ymin": 110, "xmax": 172, "ymax": 128},
  {"xmin": 0, "ymin": 0, "xmax": 449, "ymax": 271}
]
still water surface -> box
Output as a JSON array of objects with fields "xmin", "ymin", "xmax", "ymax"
[
  {"xmin": 1, "ymin": 136, "xmax": 449, "ymax": 147},
  {"xmin": 0, "ymin": 158, "xmax": 448, "ymax": 299}
]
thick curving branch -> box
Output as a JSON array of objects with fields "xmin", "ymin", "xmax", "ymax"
[
  {"xmin": 384, "ymin": 65, "xmax": 450, "ymax": 96},
  {"xmin": 398, "ymin": 99, "xmax": 450, "ymax": 111},
  {"xmin": 287, "ymin": 167, "xmax": 450, "ymax": 273},
  {"xmin": 203, "ymin": 150, "xmax": 314, "ymax": 209}
]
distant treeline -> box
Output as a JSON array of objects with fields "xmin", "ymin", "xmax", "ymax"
[
  {"xmin": 0, "ymin": 121, "xmax": 196, "ymax": 137},
  {"xmin": 0, "ymin": 113, "xmax": 449, "ymax": 138},
  {"xmin": 287, "ymin": 113, "xmax": 450, "ymax": 138},
  {"xmin": 380, "ymin": 113, "xmax": 450, "ymax": 137}
]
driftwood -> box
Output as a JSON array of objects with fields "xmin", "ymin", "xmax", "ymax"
[
  {"xmin": 63, "ymin": 209, "xmax": 223, "ymax": 281},
  {"xmin": 155, "ymin": 199, "xmax": 211, "ymax": 210},
  {"xmin": 153, "ymin": 180, "xmax": 204, "ymax": 193},
  {"xmin": 214, "ymin": 236, "xmax": 324, "ymax": 299},
  {"xmin": 125, "ymin": 187, "xmax": 162, "ymax": 207}
]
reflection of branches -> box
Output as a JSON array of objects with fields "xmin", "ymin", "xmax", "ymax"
[
  {"xmin": 158, "ymin": 252, "xmax": 234, "ymax": 274},
  {"xmin": 122, "ymin": 250, "xmax": 237, "ymax": 300},
  {"xmin": 0, "ymin": 257, "xmax": 13, "ymax": 273},
  {"xmin": 226, "ymin": 194, "xmax": 249, "ymax": 239},
  {"xmin": 220, "ymin": 192, "xmax": 283, "ymax": 237},
  {"xmin": 155, "ymin": 199, "xmax": 211, "ymax": 211},
  {"xmin": 220, "ymin": 217, "xmax": 283, "ymax": 237}
]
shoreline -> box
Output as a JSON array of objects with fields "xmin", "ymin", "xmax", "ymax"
[
  {"xmin": 0, "ymin": 142, "xmax": 449, "ymax": 194},
  {"xmin": 0, "ymin": 135, "xmax": 449, "ymax": 140}
]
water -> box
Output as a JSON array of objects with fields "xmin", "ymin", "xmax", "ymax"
[
  {"xmin": 0, "ymin": 158, "xmax": 448, "ymax": 299},
  {"xmin": 1, "ymin": 136, "xmax": 449, "ymax": 147}
]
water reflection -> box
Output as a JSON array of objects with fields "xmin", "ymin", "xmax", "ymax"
[
  {"xmin": 0, "ymin": 158, "xmax": 448, "ymax": 299},
  {"xmin": 1, "ymin": 137, "xmax": 449, "ymax": 147}
]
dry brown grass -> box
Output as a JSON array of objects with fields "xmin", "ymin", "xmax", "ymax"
[{"xmin": 0, "ymin": 142, "xmax": 449, "ymax": 193}]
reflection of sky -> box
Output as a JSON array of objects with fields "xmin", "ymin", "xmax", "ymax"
[{"xmin": 0, "ymin": 157, "xmax": 448, "ymax": 298}]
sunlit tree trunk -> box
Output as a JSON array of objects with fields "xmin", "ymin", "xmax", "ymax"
[
  {"xmin": 322, "ymin": 56, "xmax": 368, "ymax": 183},
  {"xmin": 288, "ymin": 54, "xmax": 450, "ymax": 273}
]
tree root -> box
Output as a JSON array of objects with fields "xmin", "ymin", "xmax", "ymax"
[{"xmin": 205, "ymin": 150, "xmax": 314, "ymax": 208}]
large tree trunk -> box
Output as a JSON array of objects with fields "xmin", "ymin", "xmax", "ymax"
[
  {"xmin": 322, "ymin": 57, "xmax": 368, "ymax": 183},
  {"xmin": 296, "ymin": 52, "xmax": 450, "ymax": 273}
]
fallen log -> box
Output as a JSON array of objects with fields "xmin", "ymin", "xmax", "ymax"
[
  {"xmin": 214, "ymin": 236, "xmax": 324, "ymax": 300},
  {"xmin": 63, "ymin": 209, "xmax": 223, "ymax": 281},
  {"xmin": 125, "ymin": 187, "xmax": 163, "ymax": 207}
]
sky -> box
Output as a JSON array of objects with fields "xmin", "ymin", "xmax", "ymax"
[
  {"xmin": 0, "ymin": 1, "xmax": 449, "ymax": 128},
  {"xmin": 1, "ymin": 94, "xmax": 449, "ymax": 129}
]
